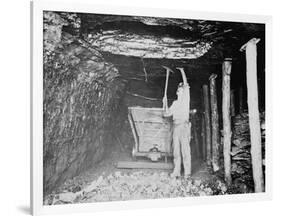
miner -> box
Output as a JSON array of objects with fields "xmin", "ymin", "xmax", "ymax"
[{"xmin": 163, "ymin": 67, "xmax": 191, "ymax": 178}]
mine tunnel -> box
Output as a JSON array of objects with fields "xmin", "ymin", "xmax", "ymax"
[
  {"xmin": 43, "ymin": 11, "xmax": 266, "ymax": 201},
  {"xmin": 103, "ymin": 54, "xmax": 211, "ymax": 163}
]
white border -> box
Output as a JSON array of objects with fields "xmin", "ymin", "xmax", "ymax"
[{"xmin": 31, "ymin": 0, "xmax": 272, "ymax": 215}]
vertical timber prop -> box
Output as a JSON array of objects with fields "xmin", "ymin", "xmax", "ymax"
[
  {"xmin": 192, "ymin": 116, "xmax": 201, "ymax": 159},
  {"xmin": 209, "ymin": 74, "xmax": 220, "ymax": 172},
  {"xmin": 201, "ymin": 113, "xmax": 206, "ymax": 161},
  {"xmin": 201, "ymin": 90, "xmax": 206, "ymax": 161},
  {"xmin": 239, "ymin": 87, "xmax": 244, "ymax": 114},
  {"xmin": 240, "ymin": 38, "xmax": 264, "ymax": 192},
  {"xmin": 230, "ymin": 90, "xmax": 236, "ymax": 117},
  {"xmin": 203, "ymin": 85, "xmax": 212, "ymax": 166},
  {"xmin": 222, "ymin": 58, "xmax": 232, "ymax": 185}
]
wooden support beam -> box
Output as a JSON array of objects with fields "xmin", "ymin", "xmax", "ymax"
[
  {"xmin": 209, "ymin": 74, "xmax": 220, "ymax": 172},
  {"xmin": 201, "ymin": 114, "xmax": 206, "ymax": 161},
  {"xmin": 239, "ymin": 87, "xmax": 244, "ymax": 114},
  {"xmin": 222, "ymin": 58, "xmax": 232, "ymax": 185},
  {"xmin": 192, "ymin": 116, "xmax": 201, "ymax": 159},
  {"xmin": 203, "ymin": 85, "xmax": 212, "ymax": 166},
  {"xmin": 240, "ymin": 38, "xmax": 264, "ymax": 192},
  {"xmin": 231, "ymin": 90, "xmax": 236, "ymax": 117}
]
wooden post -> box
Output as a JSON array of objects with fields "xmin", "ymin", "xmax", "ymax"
[
  {"xmin": 209, "ymin": 74, "xmax": 220, "ymax": 172},
  {"xmin": 201, "ymin": 114, "xmax": 206, "ymax": 161},
  {"xmin": 222, "ymin": 58, "xmax": 232, "ymax": 185},
  {"xmin": 192, "ymin": 116, "xmax": 201, "ymax": 159},
  {"xmin": 201, "ymin": 90, "xmax": 206, "ymax": 161},
  {"xmin": 240, "ymin": 38, "xmax": 264, "ymax": 192},
  {"xmin": 239, "ymin": 87, "xmax": 244, "ymax": 113},
  {"xmin": 230, "ymin": 90, "xmax": 236, "ymax": 116},
  {"xmin": 203, "ymin": 85, "xmax": 212, "ymax": 166}
]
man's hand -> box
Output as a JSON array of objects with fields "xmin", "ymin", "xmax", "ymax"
[{"xmin": 162, "ymin": 96, "xmax": 168, "ymax": 111}]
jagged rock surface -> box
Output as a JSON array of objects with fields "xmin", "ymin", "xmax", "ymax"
[{"xmin": 43, "ymin": 12, "xmax": 126, "ymax": 194}]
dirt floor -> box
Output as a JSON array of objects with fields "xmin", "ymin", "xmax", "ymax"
[{"xmin": 43, "ymin": 138, "xmax": 236, "ymax": 205}]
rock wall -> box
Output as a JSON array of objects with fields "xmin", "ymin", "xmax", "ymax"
[{"xmin": 43, "ymin": 12, "xmax": 125, "ymax": 194}]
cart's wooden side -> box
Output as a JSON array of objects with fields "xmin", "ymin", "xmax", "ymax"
[
  {"xmin": 128, "ymin": 107, "xmax": 173, "ymax": 159},
  {"xmin": 137, "ymin": 121, "xmax": 171, "ymax": 153}
]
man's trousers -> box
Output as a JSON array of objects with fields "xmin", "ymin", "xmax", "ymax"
[{"xmin": 172, "ymin": 122, "xmax": 191, "ymax": 176}]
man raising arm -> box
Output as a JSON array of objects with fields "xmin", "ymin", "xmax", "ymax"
[{"xmin": 163, "ymin": 67, "xmax": 192, "ymax": 178}]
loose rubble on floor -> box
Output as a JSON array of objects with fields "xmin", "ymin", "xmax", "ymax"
[{"xmin": 44, "ymin": 169, "xmax": 229, "ymax": 205}]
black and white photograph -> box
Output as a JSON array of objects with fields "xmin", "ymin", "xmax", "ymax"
[
  {"xmin": 4, "ymin": 0, "xmax": 281, "ymax": 215},
  {"xmin": 41, "ymin": 9, "xmax": 267, "ymax": 206}
]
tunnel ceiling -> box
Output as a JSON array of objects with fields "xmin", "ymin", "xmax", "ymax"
[
  {"xmin": 62, "ymin": 12, "xmax": 265, "ymax": 83},
  {"xmin": 80, "ymin": 13, "xmax": 264, "ymax": 59}
]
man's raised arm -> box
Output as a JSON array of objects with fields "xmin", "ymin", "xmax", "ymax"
[{"xmin": 176, "ymin": 67, "xmax": 187, "ymax": 85}]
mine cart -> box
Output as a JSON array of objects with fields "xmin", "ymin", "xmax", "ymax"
[{"xmin": 128, "ymin": 106, "xmax": 173, "ymax": 162}]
